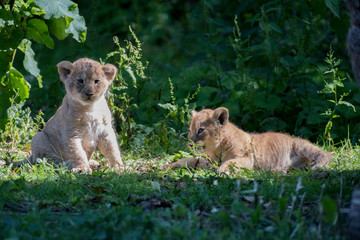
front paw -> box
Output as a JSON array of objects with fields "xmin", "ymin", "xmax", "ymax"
[
  {"xmin": 88, "ymin": 159, "xmax": 100, "ymax": 170},
  {"xmin": 161, "ymin": 163, "xmax": 177, "ymax": 171},
  {"xmin": 72, "ymin": 165, "xmax": 92, "ymax": 174}
]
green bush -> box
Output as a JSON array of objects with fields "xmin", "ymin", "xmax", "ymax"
[{"xmin": 0, "ymin": 0, "xmax": 87, "ymax": 128}]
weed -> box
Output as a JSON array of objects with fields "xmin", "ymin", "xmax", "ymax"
[
  {"xmin": 103, "ymin": 26, "xmax": 148, "ymax": 146},
  {"xmin": 0, "ymin": 93, "xmax": 44, "ymax": 150},
  {"xmin": 320, "ymin": 48, "xmax": 356, "ymax": 147}
]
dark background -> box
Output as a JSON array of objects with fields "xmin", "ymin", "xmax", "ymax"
[{"xmin": 18, "ymin": 0, "xmax": 360, "ymax": 144}]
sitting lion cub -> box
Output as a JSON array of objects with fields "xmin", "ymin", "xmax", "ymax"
[
  {"xmin": 162, "ymin": 107, "xmax": 331, "ymax": 173},
  {"xmin": 14, "ymin": 58, "xmax": 124, "ymax": 173}
]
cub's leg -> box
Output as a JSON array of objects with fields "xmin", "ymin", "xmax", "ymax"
[
  {"xmin": 67, "ymin": 138, "xmax": 92, "ymax": 173},
  {"xmin": 291, "ymin": 138, "xmax": 332, "ymax": 169},
  {"xmin": 161, "ymin": 158, "xmax": 210, "ymax": 171},
  {"xmin": 98, "ymin": 130, "xmax": 123, "ymax": 169},
  {"xmin": 218, "ymin": 157, "xmax": 254, "ymax": 174}
]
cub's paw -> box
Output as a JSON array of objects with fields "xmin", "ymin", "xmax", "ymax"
[
  {"xmin": 88, "ymin": 159, "xmax": 100, "ymax": 170},
  {"xmin": 161, "ymin": 163, "xmax": 178, "ymax": 171},
  {"xmin": 72, "ymin": 166, "xmax": 92, "ymax": 174}
]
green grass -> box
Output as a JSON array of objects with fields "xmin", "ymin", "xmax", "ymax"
[{"xmin": 1, "ymin": 143, "xmax": 359, "ymax": 239}]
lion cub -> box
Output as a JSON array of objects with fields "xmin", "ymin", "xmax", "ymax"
[
  {"xmin": 14, "ymin": 58, "xmax": 123, "ymax": 173},
  {"xmin": 162, "ymin": 107, "xmax": 331, "ymax": 173}
]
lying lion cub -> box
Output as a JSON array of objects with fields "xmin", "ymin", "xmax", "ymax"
[
  {"xmin": 162, "ymin": 107, "xmax": 331, "ymax": 173},
  {"xmin": 14, "ymin": 58, "xmax": 124, "ymax": 173}
]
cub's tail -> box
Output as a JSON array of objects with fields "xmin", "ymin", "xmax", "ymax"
[
  {"xmin": 292, "ymin": 138, "xmax": 332, "ymax": 169},
  {"xmin": 7, "ymin": 156, "xmax": 38, "ymax": 167}
]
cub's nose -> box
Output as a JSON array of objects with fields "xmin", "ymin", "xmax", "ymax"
[{"xmin": 85, "ymin": 92, "xmax": 94, "ymax": 97}]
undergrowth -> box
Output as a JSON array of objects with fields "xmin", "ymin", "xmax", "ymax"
[{"xmin": 0, "ymin": 90, "xmax": 359, "ymax": 239}]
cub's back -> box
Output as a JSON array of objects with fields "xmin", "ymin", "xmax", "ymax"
[{"xmin": 251, "ymin": 132, "xmax": 293, "ymax": 170}]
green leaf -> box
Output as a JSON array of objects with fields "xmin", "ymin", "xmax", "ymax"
[
  {"xmin": 0, "ymin": 68, "xmax": 30, "ymax": 129},
  {"xmin": 18, "ymin": 39, "xmax": 43, "ymax": 87},
  {"xmin": 325, "ymin": 0, "xmax": 340, "ymax": 18},
  {"xmin": 7, "ymin": 68, "xmax": 30, "ymax": 101},
  {"xmin": 30, "ymin": 6, "xmax": 46, "ymax": 16},
  {"xmin": 334, "ymin": 80, "xmax": 344, "ymax": 87},
  {"xmin": 0, "ymin": 51, "xmax": 12, "ymax": 79},
  {"xmin": 48, "ymin": 18, "xmax": 69, "ymax": 40},
  {"xmin": 338, "ymin": 101, "xmax": 356, "ymax": 112},
  {"xmin": 0, "ymin": 10, "xmax": 24, "ymax": 50},
  {"xmin": 253, "ymin": 94, "xmax": 282, "ymax": 111},
  {"xmin": 34, "ymin": 0, "xmax": 87, "ymax": 42},
  {"xmin": 65, "ymin": 13, "xmax": 87, "ymax": 42},
  {"xmin": 321, "ymin": 196, "xmax": 338, "ymax": 225},
  {"xmin": 25, "ymin": 19, "xmax": 54, "ymax": 49},
  {"xmin": 34, "ymin": 0, "xmax": 75, "ymax": 19},
  {"xmin": 269, "ymin": 22, "xmax": 282, "ymax": 34},
  {"xmin": 125, "ymin": 65, "xmax": 136, "ymax": 87},
  {"xmin": 0, "ymin": 84, "xmax": 12, "ymax": 129},
  {"xmin": 197, "ymin": 86, "xmax": 220, "ymax": 107}
]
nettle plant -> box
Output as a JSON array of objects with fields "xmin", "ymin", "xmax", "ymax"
[
  {"xmin": 320, "ymin": 49, "xmax": 356, "ymax": 146},
  {"xmin": 0, "ymin": 0, "xmax": 87, "ymax": 128},
  {"xmin": 103, "ymin": 26, "xmax": 148, "ymax": 146}
]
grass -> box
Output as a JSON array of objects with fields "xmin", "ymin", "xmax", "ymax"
[{"xmin": 0, "ymin": 141, "xmax": 359, "ymax": 239}]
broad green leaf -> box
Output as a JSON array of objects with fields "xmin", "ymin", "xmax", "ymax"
[
  {"xmin": 8, "ymin": 68, "xmax": 30, "ymax": 101},
  {"xmin": 65, "ymin": 14, "xmax": 87, "ymax": 42},
  {"xmin": 325, "ymin": 0, "xmax": 340, "ymax": 18},
  {"xmin": 48, "ymin": 18, "xmax": 69, "ymax": 40},
  {"xmin": 34, "ymin": 0, "xmax": 87, "ymax": 42},
  {"xmin": 34, "ymin": 0, "xmax": 75, "ymax": 19},
  {"xmin": 18, "ymin": 39, "xmax": 43, "ymax": 87},
  {"xmin": 25, "ymin": 19, "xmax": 54, "ymax": 49}
]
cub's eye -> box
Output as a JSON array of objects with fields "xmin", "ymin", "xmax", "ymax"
[
  {"xmin": 77, "ymin": 79, "xmax": 84, "ymax": 84},
  {"xmin": 197, "ymin": 128, "xmax": 204, "ymax": 135},
  {"xmin": 94, "ymin": 80, "xmax": 100, "ymax": 84}
]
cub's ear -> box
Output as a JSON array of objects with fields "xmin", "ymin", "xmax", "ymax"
[
  {"xmin": 102, "ymin": 64, "xmax": 118, "ymax": 82},
  {"xmin": 57, "ymin": 61, "xmax": 74, "ymax": 82},
  {"xmin": 190, "ymin": 110, "xmax": 198, "ymax": 117},
  {"xmin": 213, "ymin": 107, "xmax": 229, "ymax": 125}
]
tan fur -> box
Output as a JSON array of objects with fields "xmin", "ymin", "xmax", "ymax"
[
  {"xmin": 162, "ymin": 107, "xmax": 331, "ymax": 173},
  {"xmin": 14, "ymin": 58, "xmax": 123, "ymax": 173}
]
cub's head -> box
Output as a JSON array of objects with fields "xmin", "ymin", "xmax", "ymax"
[
  {"xmin": 189, "ymin": 107, "xmax": 229, "ymax": 149},
  {"xmin": 56, "ymin": 58, "xmax": 117, "ymax": 104}
]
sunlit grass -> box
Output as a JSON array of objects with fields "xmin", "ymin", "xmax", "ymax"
[{"xmin": 0, "ymin": 142, "xmax": 359, "ymax": 239}]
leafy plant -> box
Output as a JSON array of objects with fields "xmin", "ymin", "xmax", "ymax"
[
  {"xmin": 320, "ymin": 48, "xmax": 356, "ymax": 146},
  {"xmin": 0, "ymin": 0, "xmax": 87, "ymax": 128},
  {"xmin": 104, "ymin": 26, "xmax": 148, "ymax": 146},
  {"xmin": 158, "ymin": 78, "xmax": 200, "ymax": 130},
  {"xmin": 0, "ymin": 93, "xmax": 44, "ymax": 150}
]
